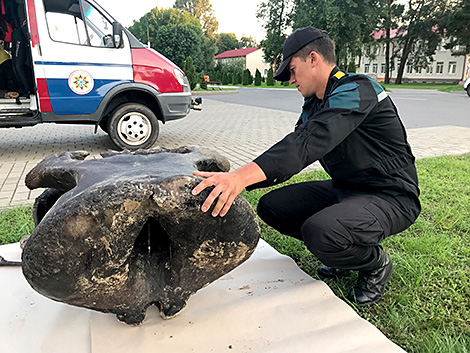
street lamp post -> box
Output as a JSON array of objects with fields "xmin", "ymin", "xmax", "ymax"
[{"xmin": 146, "ymin": 14, "xmax": 151, "ymax": 48}]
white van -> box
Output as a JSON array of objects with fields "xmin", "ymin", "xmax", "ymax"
[{"xmin": 0, "ymin": 0, "xmax": 201, "ymax": 150}]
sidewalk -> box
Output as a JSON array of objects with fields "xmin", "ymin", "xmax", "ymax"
[{"xmin": 1, "ymin": 98, "xmax": 469, "ymax": 209}]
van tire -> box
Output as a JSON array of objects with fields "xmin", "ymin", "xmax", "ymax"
[
  {"xmin": 107, "ymin": 103, "xmax": 159, "ymax": 150},
  {"xmin": 467, "ymin": 86, "xmax": 470, "ymax": 98}
]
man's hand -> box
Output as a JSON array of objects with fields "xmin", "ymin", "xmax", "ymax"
[{"xmin": 192, "ymin": 162, "xmax": 266, "ymax": 217}]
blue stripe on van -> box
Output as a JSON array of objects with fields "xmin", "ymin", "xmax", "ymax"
[
  {"xmin": 35, "ymin": 61, "xmax": 132, "ymax": 68},
  {"xmin": 46, "ymin": 78, "xmax": 131, "ymax": 115}
]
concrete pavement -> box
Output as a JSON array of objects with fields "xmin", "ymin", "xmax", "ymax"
[{"xmin": 1, "ymin": 97, "xmax": 469, "ymax": 209}]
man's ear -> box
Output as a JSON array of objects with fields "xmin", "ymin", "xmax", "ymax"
[{"xmin": 309, "ymin": 51, "xmax": 319, "ymax": 67}]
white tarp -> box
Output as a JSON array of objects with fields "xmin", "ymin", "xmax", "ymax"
[{"xmin": 0, "ymin": 240, "xmax": 405, "ymax": 353}]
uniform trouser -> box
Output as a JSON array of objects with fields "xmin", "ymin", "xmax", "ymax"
[{"xmin": 257, "ymin": 180, "xmax": 414, "ymax": 272}]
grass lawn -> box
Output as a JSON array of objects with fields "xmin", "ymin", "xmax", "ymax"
[
  {"xmin": 382, "ymin": 82, "xmax": 463, "ymax": 93},
  {"xmin": 1, "ymin": 154, "xmax": 469, "ymax": 352},
  {"xmin": 213, "ymin": 81, "xmax": 463, "ymax": 93}
]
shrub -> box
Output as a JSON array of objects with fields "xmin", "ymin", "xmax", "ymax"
[
  {"xmin": 200, "ymin": 81, "xmax": 207, "ymax": 89},
  {"xmin": 221, "ymin": 71, "xmax": 231, "ymax": 85},
  {"xmin": 183, "ymin": 56, "xmax": 198, "ymax": 90},
  {"xmin": 347, "ymin": 61, "xmax": 357, "ymax": 73},
  {"xmin": 232, "ymin": 70, "xmax": 242, "ymax": 85},
  {"xmin": 282, "ymin": 80, "xmax": 289, "ymax": 86},
  {"xmin": 254, "ymin": 69, "xmax": 262, "ymax": 86},
  {"xmin": 242, "ymin": 69, "xmax": 253, "ymax": 85},
  {"xmin": 266, "ymin": 68, "xmax": 275, "ymax": 86}
]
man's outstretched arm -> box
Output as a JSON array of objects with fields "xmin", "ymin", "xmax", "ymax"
[{"xmin": 192, "ymin": 162, "xmax": 267, "ymax": 217}]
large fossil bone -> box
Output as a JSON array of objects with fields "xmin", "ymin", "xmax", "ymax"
[{"xmin": 22, "ymin": 146, "xmax": 260, "ymax": 325}]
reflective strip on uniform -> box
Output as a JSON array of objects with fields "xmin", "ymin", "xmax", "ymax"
[{"xmin": 377, "ymin": 90, "xmax": 388, "ymax": 102}]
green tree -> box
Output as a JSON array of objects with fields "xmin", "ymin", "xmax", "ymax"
[
  {"xmin": 266, "ymin": 67, "xmax": 275, "ymax": 86},
  {"xmin": 291, "ymin": 0, "xmax": 383, "ymax": 66},
  {"xmin": 221, "ymin": 71, "xmax": 229, "ymax": 85},
  {"xmin": 201, "ymin": 35, "xmax": 218, "ymax": 72},
  {"xmin": 440, "ymin": 0, "xmax": 470, "ymax": 55},
  {"xmin": 242, "ymin": 69, "xmax": 253, "ymax": 85},
  {"xmin": 217, "ymin": 33, "xmax": 240, "ymax": 54},
  {"xmin": 393, "ymin": 0, "xmax": 448, "ymax": 84},
  {"xmin": 128, "ymin": 7, "xmax": 200, "ymax": 44},
  {"xmin": 232, "ymin": 70, "xmax": 242, "ymax": 85},
  {"xmin": 257, "ymin": 0, "xmax": 292, "ymax": 70},
  {"xmin": 347, "ymin": 61, "xmax": 357, "ymax": 73},
  {"xmin": 154, "ymin": 23, "xmax": 204, "ymax": 71},
  {"xmin": 239, "ymin": 36, "xmax": 258, "ymax": 48},
  {"xmin": 128, "ymin": 8, "xmax": 207, "ymax": 72},
  {"xmin": 173, "ymin": 0, "xmax": 219, "ymax": 37},
  {"xmin": 254, "ymin": 69, "xmax": 262, "ymax": 86},
  {"xmin": 377, "ymin": 0, "xmax": 404, "ymax": 84},
  {"xmin": 184, "ymin": 56, "xmax": 199, "ymax": 90}
]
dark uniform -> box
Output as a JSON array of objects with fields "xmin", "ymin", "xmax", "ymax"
[{"xmin": 249, "ymin": 67, "xmax": 421, "ymax": 272}]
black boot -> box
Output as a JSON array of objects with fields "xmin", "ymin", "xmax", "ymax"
[
  {"xmin": 347, "ymin": 250, "xmax": 393, "ymax": 306},
  {"xmin": 317, "ymin": 265, "xmax": 350, "ymax": 280}
]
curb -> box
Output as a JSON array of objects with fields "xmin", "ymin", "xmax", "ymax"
[{"xmin": 192, "ymin": 90, "xmax": 238, "ymax": 96}]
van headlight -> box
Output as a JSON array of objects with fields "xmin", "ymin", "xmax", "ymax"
[{"xmin": 174, "ymin": 68, "xmax": 189, "ymax": 91}]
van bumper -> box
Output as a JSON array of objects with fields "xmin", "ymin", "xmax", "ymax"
[{"xmin": 157, "ymin": 92, "xmax": 192, "ymax": 121}]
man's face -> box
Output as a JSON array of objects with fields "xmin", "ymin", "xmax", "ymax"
[{"xmin": 288, "ymin": 53, "xmax": 318, "ymax": 98}]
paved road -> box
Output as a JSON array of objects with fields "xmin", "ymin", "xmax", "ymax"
[
  {"xmin": 208, "ymin": 87, "xmax": 470, "ymax": 129},
  {"xmin": 1, "ymin": 91, "xmax": 469, "ymax": 209}
]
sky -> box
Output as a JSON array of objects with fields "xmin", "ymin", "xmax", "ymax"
[{"xmin": 97, "ymin": 0, "xmax": 267, "ymax": 42}]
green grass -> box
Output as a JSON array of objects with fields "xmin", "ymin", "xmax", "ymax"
[
  {"xmin": 0, "ymin": 205, "xmax": 34, "ymax": 245},
  {"xmin": 382, "ymin": 83, "xmax": 463, "ymax": 93},
  {"xmin": 1, "ymin": 155, "xmax": 469, "ymax": 351},
  {"xmin": 242, "ymin": 154, "xmax": 470, "ymax": 353},
  {"xmin": 220, "ymin": 81, "xmax": 463, "ymax": 93}
]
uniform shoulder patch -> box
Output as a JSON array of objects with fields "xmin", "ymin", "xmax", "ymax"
[{"xmin": 333, "ymin": 71, "xmax": 346, "ymax": 80}]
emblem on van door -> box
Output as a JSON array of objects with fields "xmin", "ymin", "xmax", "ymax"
[{"xmin": 68, "ymin": 70, "xmax": 94, "ymax": 95}]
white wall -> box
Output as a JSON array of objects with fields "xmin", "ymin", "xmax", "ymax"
[{"xmin": 246, "ymin": 49, "xmax": 270, "ymax": 77}]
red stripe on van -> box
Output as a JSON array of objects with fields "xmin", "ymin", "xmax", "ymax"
[
  {"xmin": 26, "ymin": 0, "xmax": 40, "ymax": 47},
  {"xmin": 36, "ymin": 78, "xmax": 52, "ymax": 112}
]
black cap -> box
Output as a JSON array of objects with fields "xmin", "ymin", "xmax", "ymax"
[{"xmin": 273, "ymin": 27, "xmax": 328, "ymax": 82}]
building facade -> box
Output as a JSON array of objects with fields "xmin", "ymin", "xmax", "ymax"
[
  {"xmin": 355, "ymin": 30, "xmax": 469, "ymax": 84},
  {"xmin": 214, "ymin": 47, "xmax": 270, "ymax": 77}
]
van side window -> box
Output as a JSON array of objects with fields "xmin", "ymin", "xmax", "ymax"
[
  {"xmin": 45, "ymin": 12, "xmax": 88, "ymax": 45},
  {"xmin": 43, "ymin": 0, "xmax": 118, "ymax": 48}
]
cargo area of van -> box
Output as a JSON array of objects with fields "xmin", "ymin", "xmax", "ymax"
[{"xmin": 0, "ymin": 0, "xmax": 37, "ymax": 120}]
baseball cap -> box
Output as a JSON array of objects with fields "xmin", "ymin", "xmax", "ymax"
[{"xmin": 273, "ymin": 27, "xmax": 328, "ymax": 82}]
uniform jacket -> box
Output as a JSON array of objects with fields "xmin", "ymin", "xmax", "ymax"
[{"xmin": 249, "ymin": 67, "xmax": 421, "ymax": 220}]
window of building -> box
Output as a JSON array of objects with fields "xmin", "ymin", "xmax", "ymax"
[
  {"xmin": 381, "ymin": 63, "xmax": 386, "ymax": 74},
  {"xmin": 448, "ymin": 61, "xmax": 457, "ymax": 74},
  {"xmin": 373, "ymin": 63, "xmax": 378, "ymax": 73},
  {"xmin": 436, "ymin": 62, "xmax": 444, "ymax": 74},
  {"xmin": 407, "ymin": 65, "xmax": 413, "ymax": 74},
  {"xmin": 364, "ymin": 64, "xmax": 370, "ymax": 73}
]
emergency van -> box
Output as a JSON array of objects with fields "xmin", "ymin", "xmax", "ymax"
[{"xmin": 0, "ymin": 0, "xmax": 201, "ymax": 150}]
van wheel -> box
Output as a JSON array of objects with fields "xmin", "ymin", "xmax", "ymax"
[
  {"xmin": 108, "ymin": 103, "xmax": 159, "ymax": 150},
  {"xmin": 467, "ymin": 86, "xmax": 470, "ymax": 98}
]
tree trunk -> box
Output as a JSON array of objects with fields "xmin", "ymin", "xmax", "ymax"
[
  {"xmin": 395, "ymin": 36, "xmax": 413, "ymax": 84},
  {"xmin": 384, "ymin": 0, "xmax": 392, "ymax": 84}
]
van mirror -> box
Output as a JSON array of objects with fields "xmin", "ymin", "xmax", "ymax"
[{"xmin": 112, "ymin": 22, "xmax": 123, "ymax": 48}]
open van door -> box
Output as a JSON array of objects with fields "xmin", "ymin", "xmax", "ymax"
[{"xmin": 36, "ymin": 0, "xmax": 133, "ymax": 117}]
